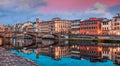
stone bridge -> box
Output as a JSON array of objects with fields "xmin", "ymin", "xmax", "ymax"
[
  {"xmin": 1, "ymin": 31, "xmax": 60, "ymax": 38},
  {"xmin": 0, "ymin": 31, "xmax": 60, "ymax": 46}
]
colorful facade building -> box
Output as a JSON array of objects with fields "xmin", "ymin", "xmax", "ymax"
[
  {"xmin": 80, "ymin": 18, "xmax": 103, "ymax": 35},
  {"xmin": 20, "ymin": 22, "xmax": 34, "ymax": 32},
  {"xmin": 101, "ymin": 19, "xmax": 112, "ymax": 35},
  {"xmin": 13, "ymin": 23, "xmax": 23, "ymax": 32},
  {"xmin": 52, "ymin": 18, "xmax": 72, "ymax": 35},
  {"xmin": 13, "ymin": 22, "xmax": 35, "ymax": 32},
  {"xmin": 71, "ymin": 20, "xmax": 81, "ymax": 34},
  {"xmin": 39, "ymin": 21, "xmax": 54, "ymax": 33},
  {"xmin": 35, "ymin": 18, "xmax": 55, "ymax": 34},
  {"xmin": 23, "ymin": 25, "xmax": 34, "ymax": 33},
  {"xmin": 111, "ymin": 14, "xmax": 120, "ymax": 35},
  {"xmin": 5, "ymin": 25, "xmax": 14, "ymax": 32}
]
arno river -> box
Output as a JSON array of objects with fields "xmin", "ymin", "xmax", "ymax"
[{"xmin": 5, "ymin": 39, "xmax": 120, "ymax": 66}]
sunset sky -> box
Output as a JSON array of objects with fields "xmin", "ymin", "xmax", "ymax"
[{"xmin": 0, "ymin": 0, "xmax": 120, "ymax": 25}]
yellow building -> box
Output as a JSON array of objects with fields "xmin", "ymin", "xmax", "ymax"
[
  {"xmin": 52, "ymin": 18, "xmax": 72, "ymax": 35},
  {"xmin": 36, "ymin": 18, "xmax": 55, "ymax": 33}
]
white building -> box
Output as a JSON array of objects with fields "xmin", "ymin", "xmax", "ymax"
[
  {"xmin": 112, "ymin": 14, "xmax": 120, "ymax": 35},
  {"xmin": 101, "ymin": 19, "xmax": 112, "ymax": 35},
  {"xmin": 71, "ymin": 20, "xmax": 80, "ymax": 34}
]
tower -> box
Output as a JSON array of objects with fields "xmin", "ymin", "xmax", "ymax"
[
  {"xmin": 36, "ymin": 18, "xmax": 40, "ymax": 32},
  {"xmin": 36, "ymin": 18, "xmax": 40, "ymax": 26}
]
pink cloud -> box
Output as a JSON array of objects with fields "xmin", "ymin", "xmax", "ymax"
[
  {"xmin": 41, "ymin": 0, "xmax": 96, "ymax": 12},
  {"xmin": 100, "ymin": 0, "xmax": 120, "ymax": 6},
  {"xmin": 41, "ymin": 0, "xmax": 120, "ymax": 12}
]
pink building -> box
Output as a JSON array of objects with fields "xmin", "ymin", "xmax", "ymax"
[{"xmin": 80, "ymin": 18, "xmax": 103, "ymax": 35}]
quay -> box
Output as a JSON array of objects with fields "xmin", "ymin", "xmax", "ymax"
[{"xmin": 0, "ymin": 47, "xmax": 39, "ymax": 66}]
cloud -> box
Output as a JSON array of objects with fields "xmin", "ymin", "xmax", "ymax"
[
  {"xmin": 100, "ymin": 0, "xmax": 120, "ymax": 6},
  {"xmin": 0, "ymin": 0, "xmax": 47, "ymax": 10},
  {"xmin": 41, "ymin": 11, "xmax": 83, "ymax": 20},
  {"xmin": 108, "ymin": 5, "xmax": 120, "ymax": 15},
  {"xmin": 0, "ymin": 0, "xmax": 119, "ymax": 25},
  {"xmin": 41, "ymin": 0, "xmax": 96, "ymax": 12},
  {"xmin": 0, "ymin": 0, "xmax": 47, "ymax": 24},
  {"xmin": 85, "ymin": 2, "xmax": 112, "ymax": 18}
]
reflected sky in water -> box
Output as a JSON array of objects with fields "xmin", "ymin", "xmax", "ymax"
[{"xmin": 9, "ymin": 40, "xmax": 119, "ymax": 66}]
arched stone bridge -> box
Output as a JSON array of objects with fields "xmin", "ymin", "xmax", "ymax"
[
  {"xmin": 2, "ymin": 31, "xmax": 60, "ymax": 41},
  {"xmin": 0, "ymin": 31, "xmax": 61, "ymax": 46},
  {"xmin": 2, "ymin": 31, "xmax": 60, "ymax": 38}
]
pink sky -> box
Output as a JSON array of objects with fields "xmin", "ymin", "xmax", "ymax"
[
  {"xmin": 101, "ymin": 0, "xmax": 120, "ymax": 6},
  {"xmin": 41, "ymin": 0, "xmax": 120, "ymax": 12},
  {"xmin": 0, "ymin": 0, "xmax": 120, "ymax": 24}
]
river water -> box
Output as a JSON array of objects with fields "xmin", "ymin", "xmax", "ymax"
[{"xmin": 8, "ymin": 40, "xmax": 120, "ymax": 66}]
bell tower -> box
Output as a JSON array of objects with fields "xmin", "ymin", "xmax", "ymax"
[
  {"xmin": 36, "ymin": 18, "xmax": 40, "ymax": 32},
  {"xmin": 36, "ymin": 18, "xmax": 40, "ymax": 26}
]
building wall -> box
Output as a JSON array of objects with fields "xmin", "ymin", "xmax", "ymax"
[
  {"xmin": 80, "ymin": 18, "xmax": 103, "ymax": 35},
  {"xmin": 22, "ymin": 25, "xmax": 34, "ymax": 33},
  {"xmin": 39, "ymin": 21, "xmax": 54, "ymax": 33},
  {"xmin": 71, "ymin": 20, "xmax": 80, "ymax": 34},
  {"xmin": 101, "ymin": 20, "xmax": 112, "ymax": 35},
  {"xmin": 13, "ymin": 22, "xmax": 34, "ymax": 32},
  {"xmin": 5, "ymin": 25, "xmax": 14, "ymax": 32},
  {"xmin": 53, "ymin": 18, "xmax": 71, "ymax": 35},
  {"xmin": 111, "ymin": 14, "xmax": 120, "ymax": 35}
]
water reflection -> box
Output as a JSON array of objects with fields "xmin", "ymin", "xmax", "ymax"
[
  {"xmin": 7, "ymin": 40, "xmax": 120, "ymax": 65},
  {"xmin": 36, "ymin": 44, "xmax": 70, "ymax": 60}
]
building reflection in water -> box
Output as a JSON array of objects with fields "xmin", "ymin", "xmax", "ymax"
[
  {"xmin": 35, "ymin": 40, "xmax": 70, "ymax": 60},
  {"xmin": 12, "ymin": 34, "xmax": 33, "ymax": 47},
  {"xmin": 7, "ymin": 40, "xmax": 120, "ymax": 65},
  {"xmin": 18, "ymin": 48, "xmax": 34, "ymax": 54},
  {"xmin": 79, "ymin": 45, "xmax": 102, "ymax": 61},
  {"xmin": 112, "ymin": 47, "xmax": 120, "ymax": 64}
]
